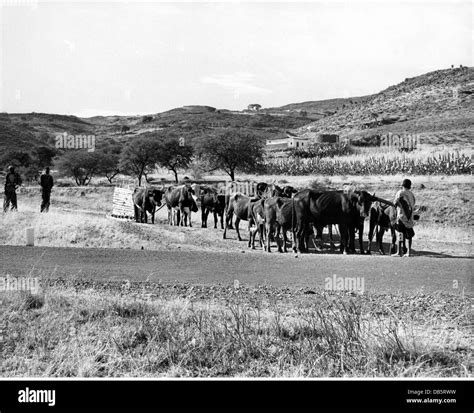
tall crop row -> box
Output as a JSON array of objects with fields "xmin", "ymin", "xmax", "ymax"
[{"xmin": 265, "ymin": 152, "xmax": 472, "ymax": 175}]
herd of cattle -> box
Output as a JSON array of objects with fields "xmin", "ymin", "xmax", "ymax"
[{"xmin": 132, "ymin": 182, "xmax": 404, "ymax": 255}]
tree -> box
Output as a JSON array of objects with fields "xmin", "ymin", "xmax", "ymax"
[
  {"xmin": 248, "ymin": 103, "xmax": 261, "ymax": 111},
  {"xmin": 119, "ymin": 136, "xmax": 160, "ymax": 186},
  {"xmin": 196, "ymin": 131, "xmax": 264, "ymax": 181},
  {"xmin": 156, "ymin": 138, "xmax": 194, "ymax": 183},
  {"xmin": 35, "ymin": 146, "xmax": 57, "ymax": 168},
  {"xmin": 95, "ymin": 143, "xmax": 121, "ymax": 183},
  {"xmin": 55, "ymin": 151, "xmax": 102, "ymax": 186},
  {"xmin": 95, "ymin": 151, "xmax": 120, "ymax": 183},
  {"xmin": 0, "ymin": 150, "xmax": 32, "ymax": 170}
]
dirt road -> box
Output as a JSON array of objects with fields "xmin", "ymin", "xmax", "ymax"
[{"xmin": 0, "ymin": 245, "xmax": 471, "ymax": 294}]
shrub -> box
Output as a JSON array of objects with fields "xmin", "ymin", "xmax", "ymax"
[{"xmin": 289, "ymin": 142, "xmax": 352, "ymax": 159}]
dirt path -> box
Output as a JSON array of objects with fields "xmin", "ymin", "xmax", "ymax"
[{"xmin": 1, "ymin": 245, "xmax": 471, "ymax": 295}]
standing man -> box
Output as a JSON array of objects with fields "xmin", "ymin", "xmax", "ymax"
[
  {"xmin": 40, "ymin": 167, "xmax": 54, "ymax": 212},
  {"xmin": 392, "ymin": 178, "xmax": 416, "ymax": 257},
  {"xmin": 3, "ymin": 165, "xmax": 22, "ymax": 212}
]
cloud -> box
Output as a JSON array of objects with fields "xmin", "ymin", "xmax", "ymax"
[{"xmin": 201, "ymin": 72, "xmax": 272, "ymax": 98}]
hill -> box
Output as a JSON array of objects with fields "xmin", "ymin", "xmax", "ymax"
[
  {"xmin": 290, "ymin": 67, "xmax": 474, "ymax": 145},
  {"xmin": 87, "ymin": 105, "xmax": 312, "ymax": 144},
  {"xmin": 0, "ymin": 106, "xmax": 312, "ymax": 159},
  {"xmin": 1, "ymin": 67, "xmax": 472, "ymax": 157},
  {"xmin": 0, "ymin": 112, "xmax": 95, "ymax": 152},
  {"xmin": 263, "ymin": 96, "xmax": 372, "ymax": 120}
]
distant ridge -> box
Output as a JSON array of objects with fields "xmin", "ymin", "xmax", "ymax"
[
  {"xmin": 2, "ymin": 66, "xmax": 472, "ymax": 153},
  {"xmin": 288, "ymin": 67, "xmax": 473, "ymax": 145}
]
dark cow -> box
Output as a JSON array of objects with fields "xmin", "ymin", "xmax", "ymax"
[
  {"xmin": 165, "ymin": 185, "xmax": 198, "ymax": 227},
  {"xmin": 293, "ymin": 189, "xmax": 391, "ymax": 254},
  {"xmin": 259, "ymin": 184, "xmax": 296, "ymax": 199},
  {"xmin": 367, "ymin": 202, "xmax": 397, "ymax": 255},
  {"xmin": 262, "ymin": 195, "xmax": 333, "ymax": 253},
  {"xmin": 346, "ymin": 192, "xmax": 395, "ymax": 254},
  {"xmin": 282, "ymin": 185, "xmax": 297, "ymax": 198},
  {"xmin": 260, "ymin": 184, "xmax": 283, "ymax": 199},
  {"xmin": 256, "ymin": 182, "xmax": 269, "ymax": 198},
  {"xmin": 200, "ymin": 186, "xmax": 226, "ymax": 229},
  {"xmin": 132, "ymin": 187, "xmax": 163, "ymax": 224},
  {"xmin": 223, "ymin": 193, "xmax": 256, "ymax": 240}
]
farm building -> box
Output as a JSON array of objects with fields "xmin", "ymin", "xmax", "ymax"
[{"xmin": 266, "ymin": 136, "xmax": 310, "ymax": 151}]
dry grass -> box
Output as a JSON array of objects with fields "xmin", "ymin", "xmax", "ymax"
[{"xmin": 0, "ymin": 283, "xmax": 471, "ymax": 377}]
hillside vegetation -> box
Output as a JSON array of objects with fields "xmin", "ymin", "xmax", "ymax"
[
  {"xmin": 264, "ymin": 96, "xmax": 372, "ymax": 120},
  {"xmin": 0, "ymin": 107, "xmax": 311, "ymax": 155},
  {"xmin": 0, "ymin": 112, "xmax": 95, "ymax": 153},
  {"xmin": 1, "ymin": 67, "xmax": 472, "ymax": 155},
  {"xmin": 293, "ymin": 67, "xmax": 473, "ymax": 145}
]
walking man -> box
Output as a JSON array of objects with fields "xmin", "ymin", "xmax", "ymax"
[
  {"xmin": 392, "ymin": 178, "xmax": 416, "ymax": 257},
  {"xmin": 3, "ymin": 165, "xmax": 22, "ymax": 212},
  {"xmin": 40, "ymin": 167, "xmax": 54, "ymax": 212}
]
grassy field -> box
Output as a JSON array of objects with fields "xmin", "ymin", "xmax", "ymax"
[
  {"xmin": 0, "ymin": 176, "xmax": 472, "ymax": 377},
  {"xmin": 0, "ymin": 281, "xmax": 471, "ymax": 377},
  {"xmin": 266, "ymin": 149, "xmax": 472, "ymax": 175}
]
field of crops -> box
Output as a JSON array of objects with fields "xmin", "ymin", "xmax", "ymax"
[{"xmin": 266, "ymin": 151, "xmax": 472, "ymax": 175}]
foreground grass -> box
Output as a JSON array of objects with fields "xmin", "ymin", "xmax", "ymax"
[{"xmin": 0, "ymin": 281, "xmax": 471, "ymax": 377}]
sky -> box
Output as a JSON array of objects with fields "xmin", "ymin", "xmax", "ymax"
[{"xmin": 0, "ymin": 0, "xmax": 472, "ymax": 117}]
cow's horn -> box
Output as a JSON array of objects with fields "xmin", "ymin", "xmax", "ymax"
[{"xmin": 372, "ymin": 195, "xmax": 395, "ymax": 207}]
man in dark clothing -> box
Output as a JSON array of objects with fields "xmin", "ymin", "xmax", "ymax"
[
  {"xmin": 40, "ymin": 167, "xmax": 54, "ymax": 212},
  {"xmin": 3, "ymin": 165, "xmax": 22, "ymax": 212}
]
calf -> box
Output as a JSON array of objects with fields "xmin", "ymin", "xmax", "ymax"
[{"xmin": 367, "ymin": 202, "xmax": 397, "ymax": 255}]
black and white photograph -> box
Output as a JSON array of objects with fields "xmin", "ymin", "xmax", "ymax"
[{"xmin": 0, "ymin": 0, "xmax": 472, "ymax": 411}]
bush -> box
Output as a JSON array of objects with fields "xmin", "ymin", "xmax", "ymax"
[{"xmin": 289, "ymin": 142, "xmax": 352, "ymax": 159}]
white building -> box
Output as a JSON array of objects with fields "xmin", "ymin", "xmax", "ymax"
[{"xmin": 266, "ymin": 136, "xmax": 309, "ymax": 151}]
